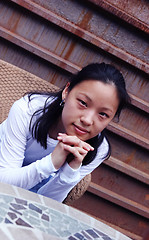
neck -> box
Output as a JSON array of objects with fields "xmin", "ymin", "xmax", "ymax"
[{"xmin": 49, "ymin": 116, "xmax": 65, "ymax": 139}]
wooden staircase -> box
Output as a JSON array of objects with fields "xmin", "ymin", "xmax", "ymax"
[{"xmin": 0, "ymin": 0, "xmax": 148, "ymax": 239}]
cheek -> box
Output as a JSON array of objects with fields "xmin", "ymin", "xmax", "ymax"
[
  {"xmin": 94, "ymin": 119, "xmax": 111, "ymax": 133},
  {"xmin": 102, "ymin": 119, "xmax": 112, "ymax": 128},
  {"xmin": 63, "ymin": 100, "xmax": 78, "ymax": 119},
  {"xmin": 61, "ymin": 108, "xmax": 68, "ymax": 125},
  {"xmin": 61, "ymin": 104, "xmax": 72, "ymax": 126},
  {"xmin": 64, "ymin": 99, "xmax": 74, "ymax": 111}
]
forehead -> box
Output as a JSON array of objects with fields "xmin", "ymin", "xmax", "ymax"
[
  {"xmin": 72, "ymin": 80, "xmax": 116, "ymax": 96},
  {"xmin": 71, "ymin": 80, "xmax": 119, "ymax": 111}
]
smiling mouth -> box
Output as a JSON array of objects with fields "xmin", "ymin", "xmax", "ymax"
[{"xmin": 73, "ymin": 124, "xmax": 89, "ymax": 134}]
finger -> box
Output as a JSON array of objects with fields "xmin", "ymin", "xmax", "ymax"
[
  {"xmin": 57, "ymin": 134, "xmax": 94, "ymax": 151},
  {"xmin": 63, "ymin": 144, "xmax": 88, "ymax": 158}
]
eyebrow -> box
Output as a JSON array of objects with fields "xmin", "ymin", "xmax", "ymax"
[
  {"xmin": 100, "ymin": 107, "xmax": 113, "ymax": 114},
  {"xmin": 79, "ymin": 93, "xmax": 92, "ymax": 102}
]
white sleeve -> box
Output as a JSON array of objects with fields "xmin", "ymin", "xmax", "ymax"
[
  {"xmin": 37, "ymin": 161, "xmax": 81, "ymax": 202},
  {"xmin": 0, "ymin": 99, "xmax": 57, "ymax": 189},
  {"xmin": 38, "ymin": 138, "xmax": 109, "ymax": 202}
]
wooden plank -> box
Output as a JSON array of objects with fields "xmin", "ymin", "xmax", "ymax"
[
  {"xmin": 90, "ymin": 164, "xmax": 149, "ymax": 215},
  {"xmin": 10, "ymin": 0, "xmax": 149, "ymax": 74},
  {"xmin": 72, "ymin": 191, "xmax": 149, "ymax": 240},
  {"xmin": 0, "ymin": 26, "xmax": 80, "ymax": 74},
  {"xmin": 105, "ymin": 131, "xmax": 149, "ymax": 182},
  {"xmin": 88, "ymin": 0, "xmax": 149, "ymax": 34},
  {"xmin": 0, "ymin": 1, "xmax": 148, "ymax": 103},
  {"xmin": 108, "ymin": 121, "xmax": 149, "ymax": 150},
  {"xmin": 104, "ymin": 156, "xmax": 149, "ymax": 185},
  {"xmin": 0, "ymin": 26, "xmax": 148, "ymax": 113},
  {"xmin": 88, "ymin": 182, "xmax": 149, "ymax": 218},
  {"xmin": 0, "ymin": 26, "xmax": 148, "ymax": 149}
]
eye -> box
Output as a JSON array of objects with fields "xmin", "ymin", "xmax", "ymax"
[
  {"xmin": 78, "ymin": 99, "xmax": 87, "ymax": 107},
  {"xmin": 99, "ymin": 112, "xmax": 109, "ymax": 119}
]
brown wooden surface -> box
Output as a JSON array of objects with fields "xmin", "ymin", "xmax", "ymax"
[{"xmin": 0, "ymin": 0, "xmax": 149, "ymax": 239}]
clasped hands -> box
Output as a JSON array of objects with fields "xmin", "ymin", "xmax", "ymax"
[{"xmin": 51, "ymin": 133, "xmax": 94, "ymax": 170}]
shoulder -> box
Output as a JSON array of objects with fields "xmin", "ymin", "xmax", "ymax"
[
  {"xmin": 9, "ymin": 96, "xmax": 28, "ymax": 116},
  {"xmin": 27, "ymin": 94, "xmax": 55, "ymax": 112},
  {"xmin": 6, "ymin": 95, "xmax": 49, "ymax": 127},
  {"xmin": 12, "ymin": 94, "xmax": 53, "ymax": 115}
]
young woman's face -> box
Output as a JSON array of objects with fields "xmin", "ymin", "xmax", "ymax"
[{"xmin": 60, "ymin": 80, "xmax": 119, "ymax": 141}]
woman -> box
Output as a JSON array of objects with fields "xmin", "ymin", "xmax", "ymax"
[{"xmin": 0, "ymin": 62, "xmax": 130, "ymax": 202}]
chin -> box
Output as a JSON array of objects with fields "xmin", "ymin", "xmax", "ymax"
[{"xmin": 78, "ymin": 135, "xmax": 89, "ymax": 141}]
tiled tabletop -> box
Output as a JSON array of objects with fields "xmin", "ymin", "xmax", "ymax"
[{"xmin": 0, "ymin": 182, "xmax": 132, "ymax": 240}]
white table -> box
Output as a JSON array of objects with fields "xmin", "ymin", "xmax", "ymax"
[{"xmin": 0, "ymin": 182, "xmax": 132, "ymax": 240}]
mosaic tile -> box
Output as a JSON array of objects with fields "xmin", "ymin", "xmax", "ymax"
[
  {"xmin": 41, "ymin": 213, "xmax": 50, "ymax": 221},
  {"xmin": 0, "ymin": 216, "xmax": 4, "ymax": 223},
  {"xmin": 5, "ymin": 218, "xmax": 13, "ymax": 224},
  {"xmin": 10, "ymin": 203, "xmax": 26, "ymax": 210},
  {"xmin": 37, "ymin": 225, "xmax": 47, "ymax": 233},
  {"xmin": 0, "ymin": 207, "xmax": 8, "ymax": 217},
  {"xmin": 9, "ymin": 207, "xmax": 22, "ymax": 215},
  {"xmin": 28, "ymin": 215, "xmax": 42, "ymax": 226},
  {"xmin": 16, "ymin": 187, "xmax": 42, "ymax": 204},
  {"xmin": 94, "ymin": 228, "xmax": 113, "ymax": 240},
  {"xmin": 15, "ymin": 217, "xmax": 32, "ymax": 228},
  {"xmin": 0, "ymin": 202, "xmax": 11, "ymax": 210},
  {"xmin": 68, "ymin": 237, "xmax": 77, "ymax": 240},
  {"xmin": 0, "ymin": 193, "xmax": 131, "ymax": 240},
  {"xmin": 29, "ymin": 203, "xmax": 42, "ymax": 214},
  {"xmin": 24, "ymin": 209, "xmax": 40, "ymax": 218},
  {"xmin": 41, "ymin": 218, "xmax": 49, "ymax": 228},
  {"xmin": 86, "ymin": 229, "xmax": 100, "ymax": 238},
  {"xmin": 74, "ymin": 232, "xmax": 87, "ymax": 239},
  {"xmin": 81, "ymin": 230, "xmax": 92, "ymax": 239},
  {"xmin": 46, "ymin": 226, "xmax": 60, "ymax": 236},
  {"xmin": 0, "ymin": 194, "xmax": 14, "ymax": 204},
  {"xmin": 7, "ymin": 212, "xmax": 17, "ymax": 220},
  {"xmin": 15, "ymin": 198, "xmax": 28, "ymax": 205},
  {"xmin": 69, "ymin": 228, "xmax": 116, "ymax": 240}
]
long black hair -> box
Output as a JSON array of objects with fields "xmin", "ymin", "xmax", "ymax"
[{"xmin": 29, "ymin": 62, "xmax": 130, "ymax": 165}]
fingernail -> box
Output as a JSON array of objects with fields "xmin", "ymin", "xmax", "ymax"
[
  {"xmin": 57, "ymin": 136, "xmax": 62, "ymax": 140},
  {"xmin": 84, "ymin": 145, "xmax": 90, "ymax": 151}
]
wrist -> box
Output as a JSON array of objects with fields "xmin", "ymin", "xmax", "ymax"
[
  {"xmin": 51, "ymin": 152, "xmax": 60, "ymax": 170},
  {"xmin": 68, "ymin": 160, "xmax": 82, "ymax": 170}
]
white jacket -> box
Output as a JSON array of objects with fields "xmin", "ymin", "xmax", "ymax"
[{"xmin": 0, "ymin": 95, "xmax": 108, "ymax": 202}]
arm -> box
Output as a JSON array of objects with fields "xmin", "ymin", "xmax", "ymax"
[
  {"xmin": 38, "ymin": 136, "xmax": 109, "ymax": 202},
  {"xmin": 0, "ymin": 97, "xmax": 57, "ymax": 189}
]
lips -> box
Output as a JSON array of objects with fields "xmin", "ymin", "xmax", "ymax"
[{"xmin": 73, "ymin": 124, "xmax": 89, "ymax": 135}]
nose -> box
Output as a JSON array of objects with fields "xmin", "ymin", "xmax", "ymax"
[{"xmin": 80, "ymin": 110, "xmax": 94, "ymax": 126}]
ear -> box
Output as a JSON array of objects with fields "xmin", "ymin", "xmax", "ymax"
[{"xmin": 62, "ymin": 82, "xmax": 70, "ymax": 100}]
